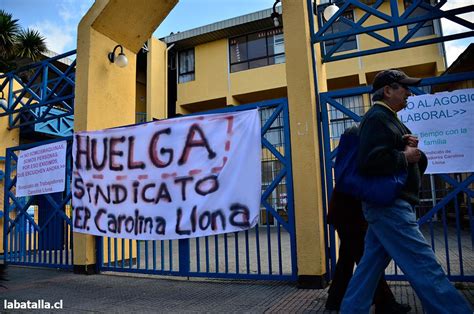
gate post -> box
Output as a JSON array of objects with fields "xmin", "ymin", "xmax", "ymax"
[
  {"xmin": 73, "ymin": 0, "xmax": 178, "ymax": 274},
  {"xmin": 178, "ymin": 239, "xmax": 190, "ymax": 276},
  {"xmin": 0, "ymin": 78, "xmax": 20, "ymax": 257},
  {"xmin": 282, "ymin": 0, "xmax": 328, "ymax": 288}
]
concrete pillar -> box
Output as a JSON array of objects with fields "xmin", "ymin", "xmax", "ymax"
[
  {"xmin": 147, "ymin": 38, "xmax": 168, "ymax": 120},
  {"xmin": 73, "ymin": 0, "xmax": 177, "ymax": 274},
  {"xmin": 282, "ymin": 0, "xmax": 328, "ymax": 288}
]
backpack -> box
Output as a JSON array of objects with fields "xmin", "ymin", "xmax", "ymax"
[{"xmin": 334, "ymin": 126, "xmax": 407, "ymax": 206}]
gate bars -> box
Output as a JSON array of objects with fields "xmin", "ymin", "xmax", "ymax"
[
  {"xmin": 3, "ymin": 137, "xmax": 74, "ymax": 269},
  {"xmin": 97, "ymin": 98, "xmax": 298, "ymax": 280}
]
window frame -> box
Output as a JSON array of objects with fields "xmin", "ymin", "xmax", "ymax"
[
  {"xmin": 260, "ymin": 107, "xmax": 284, "ymax": 147},
  {"xmin": 178, "ymin": 48, "xmax": 195, "ymax": 83},
  {"xmin": 323, "ymin": 10, "xmax": 358, "ymax": 54},
  {"xmin": 404, "ymin": 0, "xmax": 435, "ymax": 38},
  {"xmin": 328, "ymin": 95, "xmax": 365, "ymax": 140},
  {"xmin": 229, "ymin": 27, "xmax": 285, "ymax": 73}
]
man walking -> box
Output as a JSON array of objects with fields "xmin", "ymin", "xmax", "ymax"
[{"xmin": 340, "ymin": 69, "xmax": 472, "ymax": 313}]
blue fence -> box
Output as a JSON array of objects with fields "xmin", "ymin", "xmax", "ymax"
[
  {"xmin": 98, "ymin": 98, "xmax": 298, "ymax": 281},
  {"xmin": 319, "ymin": 72, "xmax": 474, "ymax": 282},
  {"xmin": 311, "ymin": 0, "xmax": 473, "ymax": 63},
  {"xmin": 2, "ymin": 137, "xmax": 74, "ymax": 269},
  {"xmin": 0, "ymin": 50, "xmax": 76, "ymax": 137}
]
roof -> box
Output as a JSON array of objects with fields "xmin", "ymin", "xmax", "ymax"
[
  {"xmin": 443, "ymin": 43, "xmax": 474, "ymax": 75},
  {"xmin": 43, "ymin": 50, "xmax": 74, "ymax": 66},
  {"xmin": 161, "ymin": 6, "xmax": 282, "ymax": 50}
]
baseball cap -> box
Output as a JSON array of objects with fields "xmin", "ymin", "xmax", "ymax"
[{"xmin": 371, "ymin": 69, "xmax": 421, "ymax": 92}]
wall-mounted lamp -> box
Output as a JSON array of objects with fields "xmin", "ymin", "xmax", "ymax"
[
  {"xmin": 0, "ymin": 91, "xmax": 7, "ymax": 108},
  {"xmin": 323, "ymin": 1, "xmax": 339, "ymax": 21},
  {"xmin": 108, "ymin": 44, "xmax": 129, "ymax": 68},
  {"xmin": 271, "ymin": 0, "xmax": 281, "ymax": 28}
]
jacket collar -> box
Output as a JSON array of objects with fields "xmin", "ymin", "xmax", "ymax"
[{"xmin": 373, "ymin": 101, "xmax": 397, "ymax": 115}]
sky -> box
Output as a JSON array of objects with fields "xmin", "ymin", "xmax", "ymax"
[{"xmin": 1, "ymin": 0, "xmax": 472, "ymax": 66}]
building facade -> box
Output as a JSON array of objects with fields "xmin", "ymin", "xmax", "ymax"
[
  {"xmin": 4, "ymin": 0, "xmax": 471, "ymax": 284},
  {"xmin": 133, "ymin": 1, "xmax": 447, "ymax": 227},
  {"xmin": 136, "ymin": 1, "xmax": 446, "ymax": 121}
]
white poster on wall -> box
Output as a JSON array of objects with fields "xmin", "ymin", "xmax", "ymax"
[
  {"xmin": 398, "ymin": 88, "xmax": 474, "ymax": 174},
  {"xmin": 16, "ymin": 141, "xmax": 67, "ymax": 197},
  {"xmin": 72, "ymin": 109, "xmax": 262, "ymax": 240}
]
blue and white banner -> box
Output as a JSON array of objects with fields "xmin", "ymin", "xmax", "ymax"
[
  {"xmin": 72, "ymin": 109, "xmax": 261, "ymax": 240},
  {"xmin": 16, "ymin": 141, "xmax": 67, "ymax": 197},
  {"xmin": 399, "ymin": 88, "xmax": 474, "ymax": 174}
]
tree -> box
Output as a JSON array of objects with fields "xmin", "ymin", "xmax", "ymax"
[{"xmin": 0, "ymin": 10, "xmax": 47, "ymax": 73}]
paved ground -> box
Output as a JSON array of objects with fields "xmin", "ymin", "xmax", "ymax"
[{"xmin": 1, "ymin": 266, "xmax": 473, "ymax": 313}]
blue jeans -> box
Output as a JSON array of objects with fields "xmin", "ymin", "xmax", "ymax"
[{"xmin": 340, "ymin": 199, "xmax": 471, "ymax": 314}]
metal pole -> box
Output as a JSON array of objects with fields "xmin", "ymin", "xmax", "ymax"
[{"xmin": 430, "ymin": 174, "xmax": 438, "ymax": 221}]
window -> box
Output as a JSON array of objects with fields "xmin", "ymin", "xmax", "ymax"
[
  {"xmin": 328, "ymin": 95, "xmax": 364, "ymax": 139},
  {"xmin": 323, "ymin": 10, "xmax": 357, "ymax": 54},
  {"xmin": 260, "ymin": 108, "xmax": 284, "ymax": 147},
  {"xmin": 229, "ymin": 28, "xmax": 285, "ymax": 73},
  {"xmin": 178, "ymin": 48, "xmax": 195, "ymax": 83},
  {"xmin": 404, "ymin": 0, "xmax": 435, "ymax": 38}
]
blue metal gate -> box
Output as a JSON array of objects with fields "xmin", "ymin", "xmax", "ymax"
[
  {"xmin": 307, "ymin": 0, "xmax": 474, "ymax": 282},
  {"xmin": 97, "ymin": 98, "xmax": 297, "ymax": 280},
  {"xmin": 319, "ymin": 72, "xmax": 474, "ymax": 282},
  {"xmin": 0, "ymin": 51, "xmax": 296, "ymax": 279},
  {"xmin": 2, "ymin": 137, "xmax": 74, "ymax": 269},
  {"xmin": 1, "ymin": 50, "xmax": 76, "ymax": 268}
]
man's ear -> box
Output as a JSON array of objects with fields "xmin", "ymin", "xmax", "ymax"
[{"xmin": 383, "ymin": 85, "xmax": 391, "ymax": 98}]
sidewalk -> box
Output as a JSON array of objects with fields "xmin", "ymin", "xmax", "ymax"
[{"xmin": 1, "ymin": 266, "xmax": 473, "ymax": 313}]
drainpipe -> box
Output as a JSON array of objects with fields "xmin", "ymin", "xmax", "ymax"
[{"xmin": 165, "ymin": 43, "xmax": 175, "ymax": 118}]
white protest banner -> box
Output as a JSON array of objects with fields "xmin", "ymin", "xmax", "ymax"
[
  {"xmin": 16, "ymin": 141, "xmax": 67, "ymax": 197},
  {"xmin": 398, "ymin": 88, "xmax": 474, "ymax": 174},
  {"xmin": 72, "ymin": 109, "xmax": 261, "ymax": 240}
]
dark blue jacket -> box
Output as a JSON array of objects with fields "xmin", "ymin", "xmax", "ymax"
[{"xmin": 357, "ymin": 104, "xmax": 427, "ymax": 205}]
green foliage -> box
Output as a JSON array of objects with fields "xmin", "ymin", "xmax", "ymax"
[
  {"xmin": 0, "ymin": 10, "xmax": 20, "ymax": 59},
  {"xmin": 0, "ymin": 9, "xmax": 47, "ymax": 73}
]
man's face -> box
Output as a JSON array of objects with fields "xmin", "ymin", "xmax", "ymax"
[{"xmin": 385, "ymin": 83, "xmax": 412, "ymax": 111}]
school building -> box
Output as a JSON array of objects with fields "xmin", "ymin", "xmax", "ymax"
[{"xmin": 1, "ymin": 0, "xmax": 472, "ymax": 286}]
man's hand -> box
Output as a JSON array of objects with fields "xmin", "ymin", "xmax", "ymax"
[
  {"xmin": 403, "ymin": 134, "xmax": 419, "ymax": 147},
  {"xmin": 404, "ymin": 146, "xmax": 421, "ymax": 163}
]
